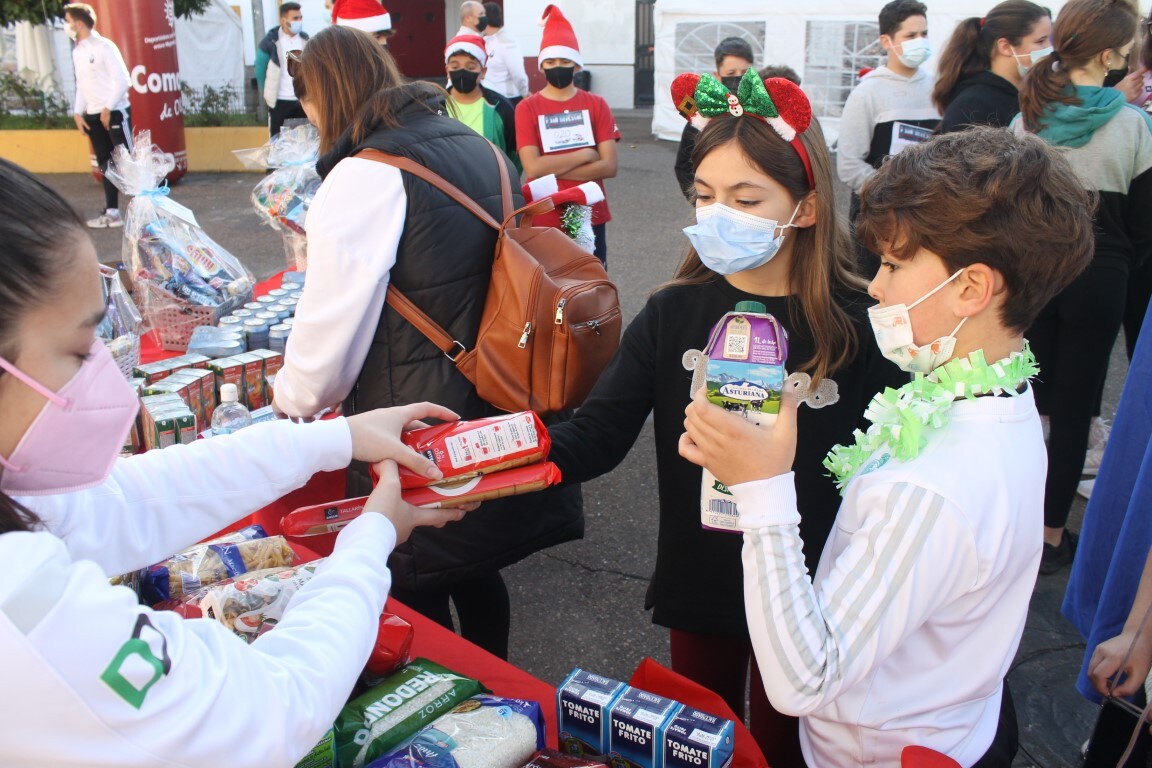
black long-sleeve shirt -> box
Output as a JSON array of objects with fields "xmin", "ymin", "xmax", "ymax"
[{"xmin": 548, "ymin": 278, "xmax": 904, "ymax": 635}]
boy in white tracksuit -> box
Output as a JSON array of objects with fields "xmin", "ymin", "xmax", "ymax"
[{"xmin": 680, "ymin": 127, "xmax": 1095, "ymax": 766}]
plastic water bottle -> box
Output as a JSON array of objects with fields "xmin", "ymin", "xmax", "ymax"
[{"xmin": 211, "ymin": 383, "xmax": 252, "ymax": 436}]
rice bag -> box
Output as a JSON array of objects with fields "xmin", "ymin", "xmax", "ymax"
[
  {"xmin": 199, "ymin": 560, "xmax": 321, "ymax": 640},
  {"xmin": 367, "ymin": 695, "xmax": 545, "ymax": 768},
  {"xmin": 108, "ymin": 131, "xmax": 254, "ymax": 343},
  {"xmin": 282, "ymin": 463, "xmax": 563, "ymax": 538},
  {"xmin": 396, "ymin": 412, "xmax": 550, "ymax": 490},
  {"xmin": 295, "ymin": 729, "xmax": 337, "ymax": 768},
  {"xmin": 335, "ymin": 659, "xmax": 487, "ymax": 768},
  {"xmin": 139, "ymin": 531, "xmax": 295, "ymax": 604}
]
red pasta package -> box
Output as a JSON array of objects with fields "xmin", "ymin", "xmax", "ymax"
[
  {"xmin": 282, "ymin": 462, "xmax": 564, "ymax": 537},
  {"xmin": 397, "ymin": 411, "xmax": 550, "ymax": 489}
]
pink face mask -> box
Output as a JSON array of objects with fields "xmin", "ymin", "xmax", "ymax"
[{"xmin": 0, "ymin": 340, "xmax": 140, "ymax": 496}]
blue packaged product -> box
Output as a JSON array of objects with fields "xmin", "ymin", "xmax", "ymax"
[
  {"xmin": 558, "ymin": 669, "xmax": 627, "ymax": 757},
  {"xmin": 606, "ymin": 687, "xmax": 682, "ymax": 768},
  {"xmin": 662, "ymin": 708, "xmax": 735, "ymax": 768},
  {"xmin": 282, "ymin": 270, "xmax": 306, "ymax": 287}
]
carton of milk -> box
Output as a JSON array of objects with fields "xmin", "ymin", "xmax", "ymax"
[
  {"xmin": 662, "ymin": 707, "xmax": 735, "ymax": 768},
  {"xmin": 606, "ymin": 686, "xmax": 684, "ymax": 768},
  {"xmin": 558, "ymin": 669, "xmax": 627, "ymax": 757},
  {"xmin": 699, "ymin": 300, "xmax": 788, "ymax": 532}
]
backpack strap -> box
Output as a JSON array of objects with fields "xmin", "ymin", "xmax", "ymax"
[
  {"xmin": 357, "ymin": 148, "xmax": 502, "ymax": 230},
  {"xmin": 354, "ymin": 144, "xmax": 547, "ymax": 364}
]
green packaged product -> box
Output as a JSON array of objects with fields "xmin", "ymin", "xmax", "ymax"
[
  {"xmin": 333, "ymin": 658, "xmax": 486, "ymax": 768},
  {"xmin": 295, "ymin": 728, "xmax": 336, "ymax": 768}
]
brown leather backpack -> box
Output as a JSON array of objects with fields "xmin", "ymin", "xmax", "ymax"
[{"xmin": 358, "ymin": 143, "xmax": 621, "ymax": 417}]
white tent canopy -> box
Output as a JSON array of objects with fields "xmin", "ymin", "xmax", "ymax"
[{"xmin": 652, "ymin": 0, "xmax": 1068, "ymax": 145}]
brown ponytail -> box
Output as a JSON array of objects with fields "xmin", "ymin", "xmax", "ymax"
[
  {"xmin": 1019, "ymin": 0, "xmax": 1139, "ymax": 130},
  {"xmin": 933, "ymin": 2, "xmax": 1052, "ymax": 112}
]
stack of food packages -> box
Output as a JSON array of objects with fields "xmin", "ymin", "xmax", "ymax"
[
  {"xmin": 124, "ymin": 346, "xmax": 283, "ymax": 453},
  {"xmin": 555, "ymin": 669, "xmax": 738, "ymax": 768},
  {"xmin": 119, "ymin": 273, "xmax": 307, "ymax": 455},
  {"xmin": 281, "ymin": 413, "xmax": 564, "ymax": 524},
  {"xmin": 116, "ymin": 469, "xmax": 730, "ymax": 768},
  {"xmin": 107, "ymin": 131, "xmax": 255, "ymax": 351},
  {"xmin": 207, "ymin": 269, "xmax": 304, "ymax": 357},
  {"xmin": 234, "ymin": 124, "xmax": 322, "ymax": 272}
]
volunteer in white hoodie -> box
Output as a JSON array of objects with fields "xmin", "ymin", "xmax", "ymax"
[
  {"xmin": 0, "ymin": 158, "xmax": 471, "ymax": 767},
  {"xmin": 837, "ymin": 0, "xmax": 940, "ymax": 272}
]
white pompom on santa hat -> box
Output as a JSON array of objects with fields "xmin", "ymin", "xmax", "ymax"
[
  {"xmin": 537, "ymin": 4, "xmax": 582, "ymax": 69},
  {"xmin": 444, "ymin": 34, "xmax": 487, "ymax": 66},
  {"xmin": 334, "ymin": 0, "xmax": 391, "ymax": 34},
  {"xmin": 522, "ymin": 175, "xmax": 604, "ymax": 206}
]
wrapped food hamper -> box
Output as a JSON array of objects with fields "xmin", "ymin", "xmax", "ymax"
[
  {"xmin": 234, "ymin": 124, "xmax": 322, "ymax": 271},
  {"xmin": 107, "ymin": 131, "xmax": 254, "ymax": 350}
]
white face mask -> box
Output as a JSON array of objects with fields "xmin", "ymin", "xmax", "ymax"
[
  {"xmin": 1010, "ymin": 45, "xmax": 1053, "ymax": 77},
  {"xmin": 896, "ymin": 37, "xmax": 932, "ymax": 68},
  {"xmin": 287, "ymin": 20, "xmax": 303, "ymax": 35},
  {"xmin": 868, "ymin": 269, "xmax": 966, "ymax": 373},
  {"xmin": 66, "ymin": 24, "xmax": 79, "ymax": 41}
]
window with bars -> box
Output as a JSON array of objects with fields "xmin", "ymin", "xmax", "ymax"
[
  {"xmin": 673, "ymin": 21, "xmax": 766, "ymax": 75},
  {"xmin": 803, "ymin": 21, "xmax": 884, "ymax": 119}
]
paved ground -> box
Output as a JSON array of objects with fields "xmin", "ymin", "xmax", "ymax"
[{"xmin": 42, "ymin": 109, "xmax": 1128, "ymax": 767}]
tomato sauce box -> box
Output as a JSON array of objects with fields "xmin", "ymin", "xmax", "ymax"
[
  {"xmin": 606, "ymin": 687, "xmax": 683, "ymax": 768},
  {"xmin": 558, "ymin": 669, "xmax": 627, "ymax": 757},
  {"xmin": 662, "ymin": 707, "xmax": 735, "ymax": 768}
]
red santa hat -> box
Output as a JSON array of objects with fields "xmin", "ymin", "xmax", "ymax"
[
  {"xmin": 334, "ymin": 0, "xmax": 392, "ymax": 34},
  {"xmin": 444, "ymin": 34, "xmax": 488, "ymax": 66},
  {"xmin": 537, "ymin": 4, "xmax": 582, "ymax": 69},
  {"xmin": 522, "ymin": 175, "xmax": 604, "ymax": 207}
]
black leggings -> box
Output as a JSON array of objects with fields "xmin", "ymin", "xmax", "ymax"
[
  {"xmin": 389, "ymin": 571, "xmax": 511, "ymax": 660},
  {"xmin": 84, "ymin": 108, "xmax": 131, "ymax": 210},
  {"xmin": 1125, "ymin": 255, "xmax": 1152, "ymax": 360},
  {"xmin": 1030, "ymin": 265, "xmax": 1127, "ymax": 529}
]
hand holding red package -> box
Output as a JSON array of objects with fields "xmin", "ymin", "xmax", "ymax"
[
  {"xmin": 282, "ymin": 462, "xmax": 564, "ymax": 536},
  {"xmin": 396, "ymin": 411, "xmax": 550, "ymax": 489}
]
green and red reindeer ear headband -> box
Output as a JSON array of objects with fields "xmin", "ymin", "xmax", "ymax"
[{"xmin": 672, "ymin": 69, "xmax": 815, "ymax": 189}]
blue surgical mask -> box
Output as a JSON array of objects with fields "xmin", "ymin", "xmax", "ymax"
[
  {"xmin": 896, "ymin": 37, "xmax": 932, "ymax": 68},
  {"xmin": 683, "ymin": 201, "xmax": 802, "ymax": 275},
  {"xmin": 288, "ymin": 20, "xmax": 303, "ymax": 35},
  {"xmin": 1011, "ymin": 45, "xmax": 1053, "ymax": 77}
]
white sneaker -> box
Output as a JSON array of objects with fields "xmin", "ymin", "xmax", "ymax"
[
  {"xmin": 1077, "ymin": 479, "xmax": 1095, "ymax": 500},
  {"xmin": 87, "ymin": 209, "xmax": 123, "ymax": 229},
  {"xmin": 1083, "ymin": 417, "xmax": 1111, "ymax": 476}
]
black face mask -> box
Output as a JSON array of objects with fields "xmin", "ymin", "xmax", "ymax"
[
  {"xmin": 449, "ymin": 69, "xmax": 481, "ymax": 94},
  {"xmin": 544, "ymin": 65, "xmax": 576, "ymax": 89},
  {"xmin": 720, "ymin": 75, "xmax": 743, "ymax": 93},
  {"xmin": 475, "ymin": 16, "xmax": 488, "ymax": 32},
  {"xmin": 1104, "ymin": 49, "xmax": 1131, "ymax": 85}
]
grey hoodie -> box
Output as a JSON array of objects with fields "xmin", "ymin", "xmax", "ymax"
[{"xmin": 836, "ymin": 65, "xmax": 940, "ymax": 194}]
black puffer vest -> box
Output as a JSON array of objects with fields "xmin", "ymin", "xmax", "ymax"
[{"xmin": 318, "ymin": 89, "xmax": 583, "ymax": 592}]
